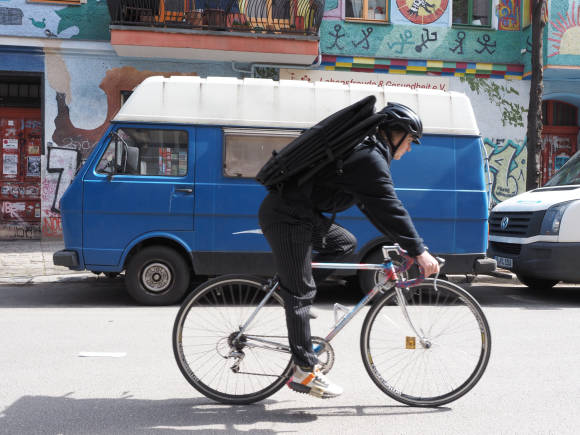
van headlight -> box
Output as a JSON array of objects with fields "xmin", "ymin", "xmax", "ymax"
[{"xmin": 540, "ymin": 201, "xmax": 577, "ymax": 235}]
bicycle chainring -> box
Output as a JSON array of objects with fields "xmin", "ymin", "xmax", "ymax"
[{"xmin": 312, "ymin": 336, "xmax": 335, "ymax": 375}]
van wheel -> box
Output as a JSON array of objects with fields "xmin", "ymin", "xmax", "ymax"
[
  {"xmin": 126, "ymin": 246, "xmax": 191, "ymax": 305},
  {"xmin": 516, "ymin": 274, "xmax": 559, "ymax": 290},
  {"xmin": 357, "ymin": 248, "xmax": 419, "ymax": 294}
]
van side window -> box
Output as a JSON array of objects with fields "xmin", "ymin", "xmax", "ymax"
[
  {"xmin": 96, "ymin": 128, "xmax": 188, "ymax": 176},
  {"xmin": 223, "ymin": 128, "xmax": 301, "ymax": 178}
]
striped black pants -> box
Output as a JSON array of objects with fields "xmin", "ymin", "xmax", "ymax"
[{"xmin": 259, "ymin": 192, "xmax": 357, "ymax": 368}]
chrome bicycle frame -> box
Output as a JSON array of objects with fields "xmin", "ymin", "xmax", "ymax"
[{"xmin": 231, "ymin": 245, "xmax": 431, "ymax": 354}]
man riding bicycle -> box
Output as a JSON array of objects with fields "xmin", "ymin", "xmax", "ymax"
[{"xmin": 258, "ymin": 102, "xmax": 440, "ymax": 399}]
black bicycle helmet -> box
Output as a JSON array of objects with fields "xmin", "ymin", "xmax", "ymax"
[{"xmin": 377, "ymin": 102, "xmax": 423, "ymax": 144}]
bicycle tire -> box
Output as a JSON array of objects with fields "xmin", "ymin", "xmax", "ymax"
[
  {"xmin": 360, "ymin": 278, "xmax": 491, "ymax": 407},
  {"xmin": 173, "ymin": 275, "xmax": 293, "ymax": 405}
]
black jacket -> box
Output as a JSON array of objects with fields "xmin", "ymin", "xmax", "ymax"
[{"xmin": 281, "ymin": 134, "xmax": 425, "ymax": 257}]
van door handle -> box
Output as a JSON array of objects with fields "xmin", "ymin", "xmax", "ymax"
[{"xmin": 175, "ymin": 188, "xmax": 193, "ymax": 194}]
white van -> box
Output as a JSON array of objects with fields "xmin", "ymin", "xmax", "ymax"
[{"xmin": 488, "ymin": 150, "xmax": 580, "ymax": 289}]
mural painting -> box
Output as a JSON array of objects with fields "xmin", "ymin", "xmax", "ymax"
[
  {"xmin": 548, "ymin": 0, "xmax": 580, "ymax": 58},
  {"xmin": 321, "ymin": 21, "xmax": 521, "ymax": 63},
  {"xmin": 497, "ymin": 0, "xmax": 521, "ymax": 31},
  {"xmin": 42, "ymin": 65, "xmax": 199, "ymax": 237},
  {"xmin": 0, "ymin": 0, "xmax": 110, "ymax": 40},
  {"xmin": 483, "ymin": 137, "xmax": 527, "ymax": 207},
  {"xmin": 396, "ymin": 0, "xmax": 449, "ymax": 24}
]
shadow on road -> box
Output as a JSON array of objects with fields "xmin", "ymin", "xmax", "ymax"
[
  {"xmin": 0, "ymin": 278, "xmax": 134, "ymax": 308},
  {"xmin": 0, "ymin": 278, "xmax": 361, "ymax": 308},
  {"xmin": 2, "ymin": 275, "xmax": 580, "ymax": 310},
  {"xmin": 0, "ymin": 395, "xmax": 448, "ymax": 433},
  {"xmin": 462, "ymin": 282, "xmax": 580, "ymax": 309}
]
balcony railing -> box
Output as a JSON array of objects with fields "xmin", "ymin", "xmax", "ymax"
[{"xmin": 107, "ymin": 0, "xmax": 323, "ymax": 35}]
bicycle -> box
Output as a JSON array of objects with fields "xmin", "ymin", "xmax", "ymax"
[{"xmin": 172, "ymin": 245, "xmax": 491, "ymax": 407}]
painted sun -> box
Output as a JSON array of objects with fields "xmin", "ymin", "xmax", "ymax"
[{"xmin": 548, "ymin": 1, "xmax": 580, "ymax": 57}]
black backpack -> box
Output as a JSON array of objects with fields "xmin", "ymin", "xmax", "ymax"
[{"xmin": 256, "ymin": 95, "xmax": 385, "ymax": 191}]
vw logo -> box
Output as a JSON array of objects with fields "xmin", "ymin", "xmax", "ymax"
[{"xmin": 500, "ymin": 216, "xmax": 509, "ymax": 230}]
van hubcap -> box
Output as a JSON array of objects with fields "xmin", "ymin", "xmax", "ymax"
[{"xmin": 142, "ymin": 263, "xmax": 172, "ymax": 293}]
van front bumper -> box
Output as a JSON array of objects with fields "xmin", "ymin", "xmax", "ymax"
[
  {"xmin": 488, "ymin": 241, "xmax": 580, "ymax": 283},
  {"xmin": 53, "ymin": 249, "xmax": 81, "ymax": 269}
]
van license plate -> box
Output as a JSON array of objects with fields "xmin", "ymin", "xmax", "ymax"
[{"xmin": 495, "ymin": 256, "xmax": 513, "ymax": 269}]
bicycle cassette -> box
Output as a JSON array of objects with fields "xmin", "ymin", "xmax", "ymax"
[{"xmin": 312, "ymin": 336, "xmax": 335, "ymax": 375}]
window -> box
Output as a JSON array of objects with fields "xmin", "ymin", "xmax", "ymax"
[
  {"xmin": 542, "ymin": 101, "xmax": 578, "ymax": 126},
  {"xmin": 96, "ymin": 128, "xmax": 188, "ymax": 177},
  {"xmin": 346, "ymin": 0, "xmax": 388, "ymax": 21},
  {"xmin": 223, "ymin": 128, "xmax": 302, "ymax": 178},
  {"xmin": 452, "ymin": 0, "xmax": 491, "ymax": 26}
]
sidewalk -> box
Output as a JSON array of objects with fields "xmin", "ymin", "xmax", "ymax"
[
  {"xmin": 0, "ymin": 239, "xmax": 93, "ymax": 284},
  {"xmin": 0, "ymin": 238, "xmax": 518, "ymax": 286}
]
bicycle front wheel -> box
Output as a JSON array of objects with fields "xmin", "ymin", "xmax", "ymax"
[
  {"xmin": 173, "ymin": 275, "xmax": 292, "ymax": 405},
  {"xmin": 361, "ymin": 279, "xmax": 491, "ymax": 407}
]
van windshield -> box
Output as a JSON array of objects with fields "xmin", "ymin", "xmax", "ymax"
[{"xmin": 544, "ymin": 151, "xmax": 580, "ymax": 187}]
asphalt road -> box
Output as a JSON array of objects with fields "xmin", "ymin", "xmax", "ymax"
[{"xmin": 1, "ymin": 277, "xmax": 580, "ymax": 434}]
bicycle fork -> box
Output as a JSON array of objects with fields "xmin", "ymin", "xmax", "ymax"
[{"xmin": 394, "ymin": 286, "xmax": 432, "ymax": 349}]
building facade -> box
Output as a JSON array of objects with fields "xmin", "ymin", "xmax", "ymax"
[{"xmin": 0, "ymin": 0, "xmax": 578, "ymax": 239}]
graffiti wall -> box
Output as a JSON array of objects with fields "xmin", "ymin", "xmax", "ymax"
[
  {"xmin": 483, "ymin": 137, "xmax": 527, "ymax": 207},
  {"xmin": 41, "ymin": 52, "xmax": 239, "ymax": 238},
  {"xmin": 452, "ymin": 76, "xmax": 529, "ymax": 207},
  {"xmin": 0, "ymin": 0, "xmax": 110, "ymax": 40}
]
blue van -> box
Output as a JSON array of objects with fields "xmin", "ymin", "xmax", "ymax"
[{"xmin": 54, "ymin": 76, "xmax": 495, "ymax": 304}]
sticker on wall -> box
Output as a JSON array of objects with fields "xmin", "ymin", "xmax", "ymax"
[
  {"xmin": 2, "ymin": 139, "xmax": 18, "ymax": 150},
  {"xmin": 27, "ymin": 156, "xmax": 41, "ymax": 178},
  {"xmin": 396, "ymin": 0, "xmax": 449, "ymax": 24},
  {"xmin": 2, "ymin": 154, "xmax": 18, "ymax": 177}
]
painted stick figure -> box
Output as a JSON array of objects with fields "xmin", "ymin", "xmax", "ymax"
[
  {"xmin": 450, "ymin": 31, "xmax": 466, "ymax": 54},
  {"xmin": 387, "ymin": 30, "xmax": 414, "ymax": 54},
  {"xmin": 327, "ymin": 24, "xmax": 346, "ymax": 50},
  {"xmin": 409, "ymin": 0, "xmax": 435, "ymax": 16},
  {"xmin": 475, "ymin": 34, "xmax": 496, "ymax": 54},
  {"xmin": 415, "ymin": 28, "xmax": 437, "ymax": 53}
]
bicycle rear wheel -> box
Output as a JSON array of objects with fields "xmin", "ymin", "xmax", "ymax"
[
  {"xmin": 360, "ymin": 279, "xmax": 491, "ymax": 407},
  {"xmin": 173, "ymin": 275, "xmax": 292, "ymax": 404}
]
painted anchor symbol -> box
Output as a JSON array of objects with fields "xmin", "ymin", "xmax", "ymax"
[
  {"xmin": 328, "ymin": 24, "xmax": 346, "ymax": 50},
  {"xmin": 352, "ymin": 27, "xmax": 373, "ymax": 50}
]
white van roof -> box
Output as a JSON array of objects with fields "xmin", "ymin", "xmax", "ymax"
[{"xmin": 114, "ymin": 76, "xmax": 480, "ymax": 136}]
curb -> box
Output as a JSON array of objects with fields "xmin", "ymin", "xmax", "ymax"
[
  {"xmin": 446, "ymin": 271, "xmax": 518, "ymax": 285},
  {"xmin": 0, "ymin": 272, "xmax": 95, "ymax": 285}
]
